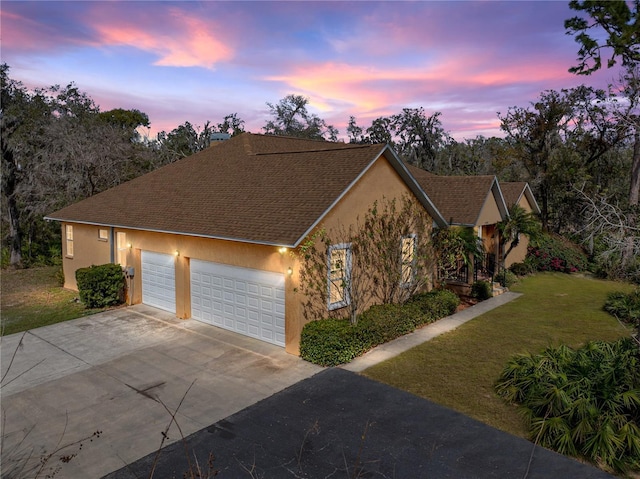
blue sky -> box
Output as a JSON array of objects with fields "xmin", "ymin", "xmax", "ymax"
[{"xmin": 1, "ymin": 1, "xmax": 623, "ymax": 140}]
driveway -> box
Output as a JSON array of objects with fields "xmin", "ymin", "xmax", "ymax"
[
  {"xmin": 105, "ymin": 368, "xmax": 613, "ymax": 479},
  {"xmin": 0, "ymin": 304, "xmax": 322, "ymax": 478}
]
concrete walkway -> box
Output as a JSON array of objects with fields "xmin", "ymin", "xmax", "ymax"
[{"xmin": 342, "ymin": 291, "xmax": 522, "ymax": 372}]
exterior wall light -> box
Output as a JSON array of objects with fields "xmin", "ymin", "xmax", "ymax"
[
  {"xmin": 174, "ymin": 250, "xmax": 180, "ymax": 257},
  {"xmin": 127, "ymin": 243, "xmax": 132, "ymax": 249},
  {"xmin": 278, "ymin": 247, "xmax": 287, "ymax": 254},
  {"xmin": 287, "ymin": 267, "xmax": 293, "ymax": 276}
]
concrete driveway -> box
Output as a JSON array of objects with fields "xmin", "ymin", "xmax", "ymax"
[{"xmin": 0, "ymin": 304, "xmax": 322, "ymax": 478}]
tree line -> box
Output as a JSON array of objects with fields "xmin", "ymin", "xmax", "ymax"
[{"xmin": 1, "ymin": 0, "xmax": 638, "ymax": 281}]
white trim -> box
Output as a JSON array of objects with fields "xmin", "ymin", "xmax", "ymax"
[
  {"xmin": 65, "ymin": 224, "xmax": 74, "ymax": 258},
  {"xmin": 327, "ymin": 243, "xmax": 352, "ymax": 311}
]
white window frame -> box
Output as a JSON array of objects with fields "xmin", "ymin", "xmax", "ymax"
[
  {"xmin": 327, "ymin": 243, "xmax": 352, "ymax": 310},
  {"xmin": 65, "ymin": 225, "xmax": 74, "ymax": 258},
  {"xmin": 98, "ymin": 228, "xmax": 108, "ymax": 241},
  {"xmin": 400, "ymin": 234, "xmax": 417, "ymax": 286},
  {"xmin": 116, "ymin": 232, "xmax": 127, "ymax": 266}
]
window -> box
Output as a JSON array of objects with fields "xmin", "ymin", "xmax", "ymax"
[
  {"xmin": 65, "ymin": 225, "xmax": 74, "ymax": 258},
  {"xmin": 401, "ymin": 235, "xmax": 417, "ymax": 285},
  {"xmin": 98, "ymin": 228, "xmax": 108, "ymax": 241},
  {"xmin": 116, "ymin": 232, "xmax": 127, "ymax": 266},
  {"xmin": 328, "ymin": 243, "xmax": 351, "ymax": 310}
]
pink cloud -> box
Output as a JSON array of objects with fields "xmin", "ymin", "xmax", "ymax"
[{"xmin": 92, "ymin": 8, "xmax": 233, "ymax": 69}]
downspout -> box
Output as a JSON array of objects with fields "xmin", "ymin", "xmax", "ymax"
[{"xmin": 109, "ymin": 227, "xmax": 115, "ymax": 264}]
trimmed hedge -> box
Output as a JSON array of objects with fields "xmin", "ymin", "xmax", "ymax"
[
  {"xmin": 76, "ymin": 263, "xmax": 125, "ymax": 308},
  {"xmin": 300, "ymin": 289, "xmax": 460, "ymax": 366}
]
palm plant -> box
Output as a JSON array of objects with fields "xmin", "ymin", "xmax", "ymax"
[
  {"xmin": 496, "ymin": 338, "xmax": 640, "ymax": 473},
  {"xmin": 497, "ymin": 204, "xmax": 541, "ymax": 264}
]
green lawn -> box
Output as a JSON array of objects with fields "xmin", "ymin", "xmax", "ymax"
[
  {"xmin": 1, "ymin": 266, "xmax": 105, "ymax": 335},
  {"xmin": 363, "ymin": 272, "xmax": 636, "ymax": 438}
]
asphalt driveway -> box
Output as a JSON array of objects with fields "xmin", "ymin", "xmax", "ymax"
[
  {"xmin": 0, "ymin": 304, "xmax": 322, "ymax": 478},
  {"xmin": 105, "ymin": 368, "xmax": 613, "ymax": 479}
]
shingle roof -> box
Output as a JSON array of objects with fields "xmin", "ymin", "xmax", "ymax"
[
  {"xmin": 501, "ymin": 181, "xmax": 541, "ymax": 214},
  {"xmin": 46, "ymin": 133, "xmax": 445, "ymax": 246},
  {"xmin": 406, "ymin": 165, "xmax": 507, "ymax": 226}
]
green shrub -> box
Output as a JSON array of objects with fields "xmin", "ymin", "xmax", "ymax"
[
  {"xmin": 509, "ymin": 262, "xmax": 532, "ymax": 276},
  {"xmin": 300, "ymin": 289, "xmax": 460, "ymax": 366},
  {"xmin": 471, "ymin": 280, "xmax": 493, "ymax": 300},
  {"xmin": 603, "ymin": 289, "xmax": 640, "ymax": 325},
  {"xmin": 299, "ymin": 318, "xmax": 365, "ymax": 366},
  {"xmin": 75, "ymin": 263, "xmax": 125, "ymax": 309},
  {"xmin": 407, "ymin": 289, "xmax": 460, "ymax": 319},
  {"xmin": 526, "ymin": 233, "xmax": 588, "ymax": 273},
  {"xmin": 495, "ymin": 270, "xmax": 517, "ymax": 288},
  {"xmin": 496, "ymin": 338, "xmax": 640, "ymax": 473}
]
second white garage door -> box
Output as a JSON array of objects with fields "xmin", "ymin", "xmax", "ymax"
[{"xmin": 190, "ymin": 260, "xmax": 285, "ymax": 347}]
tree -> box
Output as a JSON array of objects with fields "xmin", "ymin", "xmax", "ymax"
[
  {"xmin": 216, "ymin": 113, "xmax": 245, "ymax": 137},
  {"xmin": 565, "ymin": 0, "xmax": 639, "ymax": 75},
  {"xmin": 393, "ymin": 108, "xmax": 449, "ymax": 171},
  {"xmin": 499, "ymin": 90, "xmax": 575, "ymax": 230},
  {"xmin": 566, "ymin": 2, "xmax": 640, "ymax": 271},
  {"xmin": 1, "ymin": 65, "xmax": 155, "ymax": 267},
  {"xmin": 365, "ymin": 116, "xmax": 395, "ymax": 146},
  {"xmin": 156, "ymin": 121, "xmax": 214, "ymax": 161},
  {"xmin": 263, "ymin": 94, "xmax": 338, "ymax": 140},
  {"xmin": 346, "ymin": 116, "xmax": 367, "ymax": 144},
  {"xmin": 431, "ymin": 226, "xmax": 483, "ymax": 285},
  {"xmin": 497, "ymin": 204, "xmax": 541, "ymax": 265},
  {"xmin": 98, "ymin": 108, "xmax": 150, "ymax": 141}
]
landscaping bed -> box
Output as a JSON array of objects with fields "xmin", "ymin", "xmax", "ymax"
[{"xmin": 300, "ymin": 289, "xmax": 460, "ymax": 366}]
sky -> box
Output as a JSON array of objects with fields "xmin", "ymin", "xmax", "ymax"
[{"xmin": 1, "ymin": 1, "xmax": 624, "ymax": 141}]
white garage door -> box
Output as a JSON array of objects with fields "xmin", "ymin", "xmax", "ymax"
[
  {"xmin": 190, "ymin": 260, "xmax": 285, "ymax": 347},
  {"xmin": 141, "ymin": 251, "xmax": 176, "ymax": 313}
]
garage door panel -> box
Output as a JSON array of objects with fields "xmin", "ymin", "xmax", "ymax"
[
  {"xmin": 191, "ymin": 260, "xmax": 285, "ymax": 347},
  {"xmin": 141, "ymin": 251, "xmax": 176, "ymax": 314}
]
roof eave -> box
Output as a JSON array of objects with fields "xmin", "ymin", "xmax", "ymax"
[
  {"xmin": 523, "ymin": 184, "xmax": 542, "ymax": 214},
  {"xmin": 43, "ymin": 217, "xmax": 297, "ymax": 249},
  {"xmin": 471, "ymin": 177, "xmax": 509, "ymax": 226},
  {"xmin": 382, "ymin": 146, "xmax": 448, "ymax": 228}
]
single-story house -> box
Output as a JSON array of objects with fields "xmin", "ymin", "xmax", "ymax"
[
  {"xmin": 499, "ymin": 181, "xmax": 541, "ymax": 267},
  {"xmin": 46, "ymin": 133, "xmax": 446, "ymax": 355}
]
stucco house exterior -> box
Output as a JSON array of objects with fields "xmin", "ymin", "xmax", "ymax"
[
  {"xmin": 407, "ymin": 166, "xmax": 509, "ymax": 284},
  {"xmin": 500, "ymin": 182, "xmax": 541, "ymax": 267},
  {"xmin": 46, "ymin": 133, "xmax": 446, "ymax": 355}
]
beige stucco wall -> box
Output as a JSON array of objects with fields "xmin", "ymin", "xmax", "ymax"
[
  {"xmin": 292, "ymin": 154, "xmax": 434, "ymax": 337},
  {"xmin": 61, "ymin": 223, "xmax": 112, "ymax": 290},
  {"xmin": 476, "ymin": 191, "xmax": 502, "ymax": 226},
  {"xmin": 59, "ymin": 152, "xmax": 432, "ymax": 355},
  {"xmin": 504, "ymin": 194, "xmax": 534, "ymax": 268}
]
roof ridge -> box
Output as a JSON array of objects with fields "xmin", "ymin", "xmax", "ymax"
[{"xmin": 252, "ymin": 144, "xmax": 380, "ymax": 156}]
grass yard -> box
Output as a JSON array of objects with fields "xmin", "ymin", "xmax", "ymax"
[
  {"xmin": 1, "ymin": 266, "xmax": 104, "ymax": 335},
  {"xmin": 363, "ymin": 272, "xmax": 636, "ymax": 439}
]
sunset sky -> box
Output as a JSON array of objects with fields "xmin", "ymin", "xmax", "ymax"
[{"xmin": 1, "ymin": 1, "xmax": 623, "ymax": 141}]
